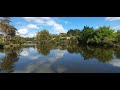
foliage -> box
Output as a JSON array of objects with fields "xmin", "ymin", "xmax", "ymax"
[
  {"xmin": 79, "ymin": 26, "xmax": 95, "ymax": 44},
  {"xmin": 79, "ymin": 26, "xmax": 115, "ymax": 46},
  {"xmin": 0, "ymin": 48, "xmax": 22, "ymax": 73},
  {"xmin": 0, "ymin": 17, "xmax": 17, "ymax": 45},
  {"xmin": 115, "ymin": 30, "xmax": 120, "ymax": 43},
  {"xmin": 36, "ymin": 30, "xmax": 52, "ymax": 43},
  {"xmin": 67, "ymin": 29, "xmax": 81, "ymax": 36},
  {"xmin": 36, "ymin": 43, "xmax": 53, "ymax": 56}
]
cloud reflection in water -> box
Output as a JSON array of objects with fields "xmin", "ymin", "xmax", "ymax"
[{"xmin": 15, "ymin": 49, "xmax": 67, "ymax": 73}]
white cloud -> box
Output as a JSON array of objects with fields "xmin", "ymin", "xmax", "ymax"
[
  {"xmin": 109, "ymin": 59, "xmax": 120, "ymax": 67},
  {"xmin": 14, "ymin": 49, "xmax": 67, "ymax": 73},
  {"xmin": 48, "ymin": 50, "xmax": 67, "ymax": 63},
  {"xmin": 23, "ymin": 17, "xmax": 50, "ymax": 24},
  {"xmin": 40, "ymin": 17, "xmax": 51, "ymax": 20},
  {"xmin": 26, "ymin": 24, "xmax": 39, "ymax": 29},
  {"xmin": 18, "ymin": 28, "xmax": 28, "ymax": 35},
  {"xmin": 22, "ymin": 17, "xmax": 66, "ymax": 34},
  {"xmin": 17, "ymin": 23, "xmax": 39, "ymax": 37},
  {"xmin": 46, "ymin": 20, "xmax": 56, "ymax": 26},
  {"xmin": 20, "ymin": 49, "xmax": 40, "ymax": 60},
  {"xmin": 53, "ymin": 23, "xmax": 66, "ymax": 33},
  {"xmin": 20, "ymin": 51, "xmax": 29, "ymax": 56},
  {"xmin": 106, "ymin": 17, "xmax": 120, "ymax": 21},
  {"xmin": 17, "ymin": 17, "xmax": 66, "ymax": 37}
]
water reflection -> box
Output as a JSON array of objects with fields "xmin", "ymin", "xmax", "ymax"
[
  {"xmin": 114, "ymin": 48, "xmax": 120, "ymax": 58},
  {"xmin": 79, "ymin": 46, "xmax": 113, "ymax": 62},
  {"xmin": 0, "ymin": 43, "xmax": 120, "ymax": 73},
  {"xmin": 108, "ymin": 59, "xmax": 120, "ymax": 67},
  {"xmin": 14, "ymin": 49, "xmax": 67, "ymax": 73},
  {"xmin": 35, "ymin": 43, "xmax": 118, "ymax": 63},
  {"xmin": 0, "ymin": 48, "xmax": 22, "ymax": 73},
  {"xmin": 36, "ymin": 43, "xmax": 53, "ymax": 56}
]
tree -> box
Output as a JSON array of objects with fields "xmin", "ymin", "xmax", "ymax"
[
  {"xmin": 0, "ymin": 17, "xmax": 17, "ymax": 45},
  {"xmin": 79, "ymin": 26, "xmax": 94, "ymax": 44},
  {"xmin": 94, "ymin": 26, "xmax": 115, "ymax": 46},
  {"xmin": 36, "ymin": 43, "xmax": 52, "ymax": 56},
  {"xmin": 115, "ymin": 30, "xmax": 120, "ymax": 43},
  {"xmin": 0, "ymin": 48, "xmax": 22, "ymax": 73},
  {"xmin": 14, "ymin": 35, "xmax": 26, "ymax": 44},
  {"xmin": 36, "ymin": 30, "xmax": 52, "ymax": 43},
  {"xmin": 67, "ymin": 29, "xmax": 81, "ymax": 36},
  {"xmin": 79, "ymin": 26, "xmax": 115, "ymax": 46},
  {"xmin": 79, "ymin": 46, "xmax": 113, "ymax": 62}
]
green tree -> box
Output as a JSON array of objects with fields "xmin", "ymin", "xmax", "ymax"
[
  {"xmin": 115, "ymin": 30, "xmax": 120, "ymax": 43},
  {"xmin": 14, "ymin": 35, "xmax": 25, "ymax": 44},
  {"xmin": 36, "ymin": 43, "xmax": 52, "ymax": 56},
  {"xmin": 80, "ymin": 46, "xmax": 113, "ymax": 62},
  {"xmin": 0, "ymin": 48, "xmax": 22, "ymax": 73},
  {"xmin": 36, "ymin": 30, "xmax": 51, "ymax": 43},
  {"xmin": 94, "ymin": 26, "xmax": 115, "ymax": 46},
  {"xmin": 67, "ymin": 29, "xmax": 81, "ymax": 36},
  {"xmin": 79, "ymin": 26, "xmax": 115, "ymax": 46},
  {"xmin": 0, "ymin": 17, "xmax": 17, "ymax": 45},
  {"xmin": 80, "ymin": 26, "xmax": 94, "ymax": 44}
]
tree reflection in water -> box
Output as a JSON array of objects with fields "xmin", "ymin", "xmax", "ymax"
[
  {"xmin": 55, "ymin": 43, "xmax": 114, "ymax": 63},
  {"xmin": 36, "ymin": 43, "xmax": 53, "ymax": 56},
  {"xmin": 114, "ymin": 48, "xmax": 120, "ymax": 58},
  {"xmin": 36, "ymin": 43, "xmax": 115, "ymax": 63},
  {"xmin": 0, "ymin": 43, "xmax": 119, "ymax": 73},
  {"xmin": 66, "ymin": 44, "xmax": 113, "ymax": 62},
  {"xmin": 79, "ymin": 46, "xmax": 113, "ymax": 62},
  {"xmin": 0, "ymin": 48, "xmax": 22, "ymax": 73}
]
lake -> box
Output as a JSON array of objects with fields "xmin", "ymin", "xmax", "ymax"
[{"xmin": 0, "ymin": 43, "xmax": 120, "ymax": 73}]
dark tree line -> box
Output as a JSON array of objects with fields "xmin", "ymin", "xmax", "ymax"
[{"xmin": 35, "ymin": 26, "xmax": 120, "ymax": 47}]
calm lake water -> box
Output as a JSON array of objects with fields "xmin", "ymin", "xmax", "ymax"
[{"xmin": 0, "ymin": 44, "xmax": 120, "ymax": 73}]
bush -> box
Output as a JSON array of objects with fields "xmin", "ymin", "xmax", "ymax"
[{"xmin": 4, "ymin": 44, "xmax": 20, "ymax": 49}]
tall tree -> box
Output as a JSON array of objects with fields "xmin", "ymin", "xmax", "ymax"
[
  {"xmin": 80, "ymin": 26, "xmax": 94, "ymax": 44},
  {"xmin": 36, "ymin": 30, "xmax": 51, "ymax": 43},
  {"xmin": 94, "ymin": 26, "xmax": 115, "ymax": 45},
  {"xmin": 67, "ymin": 29, "xmax": 81, "ymax": 36},
  {"xmin": 0, "ymin": 17, "xmax": 17, "ymax": 44}
]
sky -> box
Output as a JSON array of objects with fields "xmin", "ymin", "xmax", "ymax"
[{"xmin": 10, "ymin": 17, "xmax": 120, "ymax": 37}]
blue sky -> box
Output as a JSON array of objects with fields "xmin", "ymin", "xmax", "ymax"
[{"xmin": 10, "ymin": 17, "xmax": 120, "ymax": 37}]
